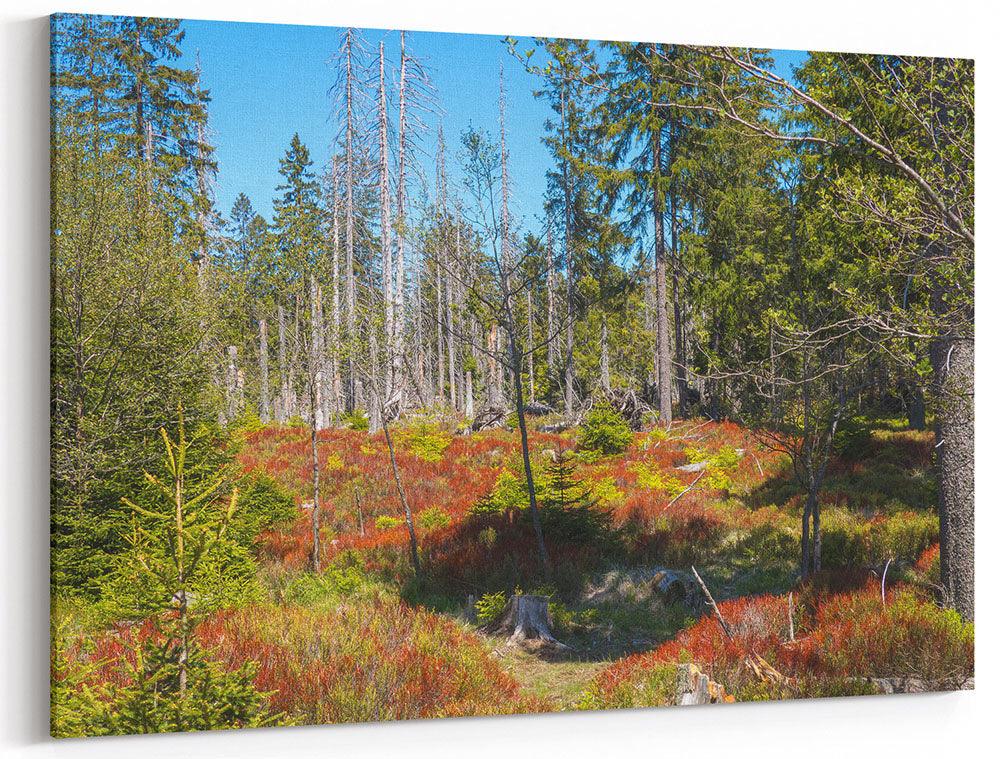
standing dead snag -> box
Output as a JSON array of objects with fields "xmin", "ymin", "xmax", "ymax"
[{"xmin": 480, "ymin": 595, "xmax": 569, "ymax": 655}]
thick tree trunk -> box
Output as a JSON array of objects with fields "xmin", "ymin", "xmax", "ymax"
[{"xmin": 932, "ymin": 334, "xmax": 974, "ymax": 621}]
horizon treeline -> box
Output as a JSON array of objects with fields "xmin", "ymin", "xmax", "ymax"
[{"xmin": 50, "ymin": 14, "xmax": 973, "ymax": 618}]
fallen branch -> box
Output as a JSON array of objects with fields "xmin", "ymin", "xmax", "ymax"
[
  {"xmin": 691, "ymin": 566, "xmax": 733, "ymax": 639},
  {"xmin": 667, "ymin": 470, "xmax": 707, "ymax": 509},
  {"xmin": 693, "ymin": 566, "xmax": 790, "ymax": 688}
]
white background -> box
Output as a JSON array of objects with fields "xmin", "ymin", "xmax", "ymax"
[{"xmin": 2, "ymin": 1, "xmax": 995, "ymax": 756}]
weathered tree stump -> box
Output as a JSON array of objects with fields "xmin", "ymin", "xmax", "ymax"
[
  {"xmin": 480, "ymin": 595, "xmax": 570, "ymax": 655},
  {"xmin": 675, "ymin": 663, "xmax": 730, "ymax": 705}
]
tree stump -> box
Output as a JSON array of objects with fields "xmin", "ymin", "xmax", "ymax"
[{"xmin": 480, "ymin": 595, "xmax": 570, "ymax": 655}]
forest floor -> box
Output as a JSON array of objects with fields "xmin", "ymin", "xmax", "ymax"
[{"xmin": 54, "ymin": 414, "xmax": 973, "ymax": 730}]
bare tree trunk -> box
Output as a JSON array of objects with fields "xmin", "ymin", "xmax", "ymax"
[
  {"xmin": 310, "ymin": 276, "xmax": 325, "ymax": 430},
  {"xmin": 651, "ymin": 119, "xmax": 672, "ymax": 424},
  {"xmin": 416, "ymin": 261, "xmax": 427, "ymax": 401},
  {"xmin": 527, "ymin": 290, "xmax": 535, "ymax": 402},
  {"xmin": 310, "ymin": 384, "xmax": 321, "ymax": 574},
  {"xmin": 487, "ymin": 324, "xmax": 501, "ymax": 408},
  {"xmin": 225, "ymin": 345, "xmax": 239, "ymax": 423},
  {"xmin": 278, "ymin": 304, "xmax": 289, "ymax": 422},
  {"xmin": 436, "ymin": 264, "xmax": 445, "ymax": 402},
  {"xmin": 600, "ymin": 310, "xmax": 610, "ymax": 393},
  {"xmin": 447, "ymin": 256, "xmax": 458, "ymax": 410},
  {"xmin": 668, "ymin": 116, "xmax": 688, "ymax": 419},
  {"xmin": 344, "ymin": 30, "xmax": 359, "ymax": 412},
  {"xmin": 546, "ymin": 226, "xmax": 556, "ymax": 379},
  {"xmin": 560, "ymin": 81, "xmax": 575, "ymax": 416},
  {"xmin": 381, "ymin": 419, "xmax": 420, "ymax": 576},
  {"xmin": 393, "ymin": 31, "xmax": 409, "ymax": 399},
  {"xmin": 258, "ymin": 315, "xmax": 270, "ymax": 422},
  {"xmin": 510, "ymin": 331, "xmax": 553, "ymax": 583},
  {"xmin": 331, "ymin": 157, "xmax": 343, "ymax": 416},
  {"xmin": 932, "ymin": 330, "xmax": 974, "ymax": 621},
  {"xmin": 378, "ymin": 42, "xmax": 394, "ymax": 398}
]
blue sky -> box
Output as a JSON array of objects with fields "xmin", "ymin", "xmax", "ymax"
[{"xmin": 177, "ymin": 18, "xmax": 807, "ymax": 232}]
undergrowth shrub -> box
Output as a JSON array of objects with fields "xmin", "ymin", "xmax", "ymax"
[
  {"xmin": 587, "ymin": 582, "xmax": 973, "ymax": 709},
  {"xmin": 196, "ymin": 603, "xmax": 548, "ymax": 723},
  {"xmin": 579, "ymin": 401, "xmax": 632, "ymax": 456},
  {"xmin": 399, "ymin": 421, "xmax": 451, "ymax": 462},
  {"xmin": 417, "ymin": 506, "xmax": 451, "ymax": 531},
  {"xmin": 475, "ymin": 590, "xmax": 507, "ymax": 625}
]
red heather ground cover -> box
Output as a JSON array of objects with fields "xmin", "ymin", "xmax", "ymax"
[
  {"xmin": 593, "ymin": 581, "xmax": 973, "ymax": 706},
  {"xmin": 65, "ymin": 600, "xmax": 549, "ymax": 724},
  {"xmin": 244, "ymin": 420, "xmax": 788, "ymax": 574}
]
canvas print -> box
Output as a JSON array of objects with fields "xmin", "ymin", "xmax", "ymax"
[{"xmin": 50, "ymin": 11, "xmax": 974, "ymax": 738}]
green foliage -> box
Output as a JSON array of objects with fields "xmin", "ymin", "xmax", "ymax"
[
  {"xmin": 399, "ymin": 421, "xmax": 451, "ymax": 462},
  {"xmin": 97, "ymin": 414, "xmax": 273, "ymax": 619},
  {"xmin": 229, "ymin": 409, "xmax": 265, "ymax": 439},
  {"xmin": 374, "ymin": 515, "xmax": 405, "ymax": 530},
  {"xmin": 340, "ymin": 409, "xmax": 369, "ymax": 431},
  {"xmin": 871, "ymin": 511, "xmax": 939, "ymax": 563},
  {"xmin": 578, "ymin": 401, "xmax": 633, "ymax": 455},
  {"xmin": 711, "ymin": 445, "xmax": 741, "ymax": 470},
  {"xmin": 473, "ymin": 469, "xmax": 528, "ymax": 514},
  {"xmin": 629, "ymin": 460, "xmax": 683, "ymax": 494},
  {"xmin": 475, "ymin": 590, "xmax": 508, "ymax": 625},
  {"xmin": 417, "ymin": 506, "xmax": 451, "ymax": 531},
  {"xmin": 589, "ymin": 476, "xmax": 625, "ymax": 507},
  {"xmin": 105, "ymin": 633, "xmax": 275, "ymax": 734},
  {"xmin": 228, "ymin": 474, "xmax": 297, "ymax": 547},
  {"xmin": 50, "ymin": 627, "xmax": 112, "ymax": 738},
  {"xmin": 283, "ymin": 566, "xmax": 368, "ymax": 605},
  {"xmin": 833, "ymin": 417, "xmax": 874, "ymax": 460}
]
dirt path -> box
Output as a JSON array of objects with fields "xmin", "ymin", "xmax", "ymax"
[{"xmin": 490, "ymin": 644, "xmax": 606, "ymax": 709}]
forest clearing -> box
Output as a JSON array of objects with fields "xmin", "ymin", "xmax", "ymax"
[{"xmin": 50, "ymin": 13, "xmax": 973, "ymax": 737}]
